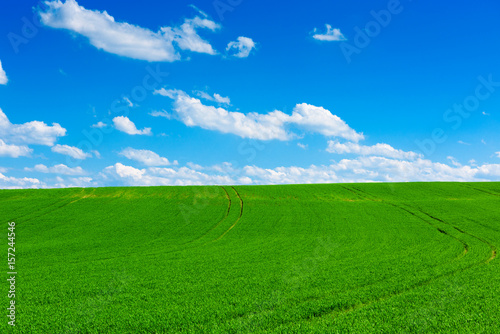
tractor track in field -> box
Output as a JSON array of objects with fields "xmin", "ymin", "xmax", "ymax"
[
  {"xmin": 416, "ymin": 209, "xmax": 497, "ymax": 264},
  {"xmin": 72, "ymin": 186, "xmax": 244, "ymax": 264},
  {"xmin": 386, "ymin": 202, "xmax": 469, "ymax": 258},
  {"xmin": 299, "ymin": 186, "xmax": 497, "ymax": 323},
  {"xmin": 460, "ymin": 183, "xmax": 500, "ymax": 197},
  {"xmin": 9, "ymin": 190, "xmax": 93, "ymax": 224},
  {"xmin": 302, "ymin": 202, "xmax": 495, "ymax": 324},
  {"xmin": 216, "ymin": 186, "xmax": 243, "ymax": 241},
  {"xmin": 181, "ymin": 186, "xmax": 232, "ymax": 245}
]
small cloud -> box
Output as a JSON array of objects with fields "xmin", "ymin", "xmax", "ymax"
[
  {"xmin": 482, "ymin": 111, "xmax": 490, "ymax": 116},
  {"xmin": 51, "ymin": 144, "xmax": 92, "ymax": 160},
  {"xmin": 123, "ymin": 97, "xmax": 135, "ymax": 107},
  {"xmin": 59, "ymin": 68, "xmax": 67, "ymax": 76},
  {"xmin": 188, "ymin": 4, "xmax": 208, "ymax": 18},
  {"xmin": 187, "ymin": 162, "xmax": 203, "ymax": 170},
  {"xmin": 113, "ymin": 116, "xmax": 152, "ymax": 136},
  {"xmin": 226, "ymin": 36, "xmax": 256, "ymax": 58},
  {"xmin": 92, "ymin": 150, "xmax": 101, "ymax": 158},
  {"xmin": 312, "ymin": 24, "xmax": 346, "ymax": 41},
  {"xmin": 495, "ymin": 152, "xmax": 500, "ymax": 158},
  {"xmin": 0, "ymin": 139, "xmax": 32, "ymax": 158},
  {"xmin": 91, "ymin": 121, "xmax": 108, "ymax": 128},
  {"xmin": 458, "ymin": 140, "xmax": 471, "ymax": 146},
  {"xmin": 481, "ymin": 139, "xmax": 487, "ymax": 145},
  {"xmin": 25, "ymin": 163, "xmax": 86, "ymax": 175},
  {"xmin": 149, "ymin": 110, "xmax": 173, "ymax": 119},
  {"xmin": 0, "ymin": 108, "xmax": 66, "ymax": 146},
  {"xmin": 119, "ymin": 147, "xmax": 173, "ymax": 166},
  {"xmin": 447, "ymin": 156, "xmax": 461, "ymax": 167},
  {"xmin": 0, "ymin": 60, "xmax": 8, "ymax": 85},
  {"xmin": 327, "ymin": 141, "xmax": 421, "ymax": 160},
  {"xmin": 297, "ymin": 143, "xmax": 308, "ymax": 149},
  {"xmin": 194, "ymin": 90, "xmax": 230, "ymax": 105}
]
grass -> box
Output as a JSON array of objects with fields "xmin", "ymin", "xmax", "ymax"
[{"xmin": 1, "ymin": 182, "xmax": 499, "ymax": 333}]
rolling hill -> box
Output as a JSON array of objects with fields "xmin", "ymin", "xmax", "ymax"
[{"xmin": 1, "ymin": 182, "xmax": 499, "ymax": 333}]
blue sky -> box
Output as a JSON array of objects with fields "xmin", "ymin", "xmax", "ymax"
[{"xmin": 1, "ymin": 0, "xmax": 500, "ymax": 188}]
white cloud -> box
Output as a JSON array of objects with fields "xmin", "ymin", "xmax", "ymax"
[
  {"xmin": 123, "ymin": 97, "xmax": 135, "ymax": 107},
  {"xmin": 194, "ymin": 90, "xmax": 231, "ymax": 105},
  {"xmin": 0, "ymin": 108, "xmax": 66, "ymax": 146},
  {"xmin": 297, "ymin": 143, "xmax": 308, "ymax": 149},
  {"xmin": 0, "ymin": 60, "xmax": 7, "ymax": 85},
  {"xmin": 495, "ymin": 152, "xmax": 500, "ymax": 158},
  {"xmin": 119, "ymin": 147, "xmax": 175, "ymax": 166},
  {"xmin": 91, "ymin": 121, "xmax": 108, "ymax": 128},
  {"xmin": 113, "ymin": 116, "xmax": 152, "ymax": 135},
  {"xmin": 312, "ymin": 24, "xmax": 346, "ymax": 41},
  {"xmin": 186, "ymin": 162, "xmax": 203, "ymax": 170},
  {"xmin": 39, "ymin": 0, "xmax": 220, "ymax": 62},
  {"xmin": 0, "ymin": 139, "xmax": 32, "ymax": 158},
  {"xmin": 102, "ymin": 163, "xmax": 234, "ymax": 186},
  {"xmin": 0, "ymin": 172, "xmax": 41, "ymax": 189},
  {"xmin": 447, "ymin": 156, "xmax": 462, "ymax": 167},
  {"xmin": 154, "ymin": 89, "xmax": 363, "ymax": 141},
  {"xmin": 326, "ymin": 141, "xmax": 422, "ymax": 160},
  {"xmin": 162, "ymin": 16, "xmax": 220, "ymax": 55},
  {"xmin": 149, "ymin": 110, "xmax": 172, "ymax": 118},
  {"xmin": 458, "ymin": 140, "xmax": 471, "ymax": 145},
  {"xmin": 244, "ymin": 157, "xmax": 500, "ymax": 184},
  {"xmin": 54, "ymin": 176, "xmax": 95, "ymax": 188},
  {"xmin": 25, "ymin": 163, "xmax": 86, "ymax": 175},
  {"xmin": 92, "ymin": 150, "xmax": 101, "ymax": 158},
  {"xmin": 226, "ymin": 36, "xmax": 256, "ymax": 58},
  {"xmin": 51, "ymin": 144, "xmax": 92, "ymax": 159}
]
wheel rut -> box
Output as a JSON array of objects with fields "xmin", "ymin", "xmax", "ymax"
[
  {"xmin": 304, "ymin": 185, "xmax": 496, "ymax": 323},
  {"xmin": 215, "ymin": 186, "xmax": 243, "ymax": 241}
]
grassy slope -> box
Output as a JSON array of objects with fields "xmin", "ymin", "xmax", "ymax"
[{"xmin": 1, "ymin": 183, "xmax": 499, "ymax": 333}]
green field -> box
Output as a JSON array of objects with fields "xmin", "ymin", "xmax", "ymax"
[{"xmin": 2, "ymin": 182, "xmax": 500, "ymax": 333}]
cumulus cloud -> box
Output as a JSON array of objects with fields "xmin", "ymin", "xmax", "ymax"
[
  {"xmin": 97, "ymin": 157, "xmax": 500, "ymax": 187},
  {"xmin": 495, "ymin": 152, "xmax": 500, "ymax": 158},
  {"xmin": 39, "ymin": 0, "xmax": 220, "ymax": 62},
  {"xmin": 154, "ymin": 89, "xmax": 363, "ymax": 141},
  {"xmin": 326, "ymin": 141, "xmax": 422, "ymax": 160},
  {"xmin": 102, "ymin": 163, "xmax": 233, "ymax": 186},
  {"xmin": 226, "ymin": 36, "xmax": 256, "ymax": 58},
  {"xmin": 119, "ymin": 147, "xmax": 176, "ymax": 166},
  {"xmin": 113, "ymin": 116, "xmax": 152, "ymax": 135},
  {"xmin": 53, "ymin": 176, "xmax": 95, "ymax": 188},
  {"xmin": 0, "ymin": 172, "xmax": 41, "ymax": 189},
  {"xmin": 51, "ymin": 144, "xmax": 92, "ymax": 159},
  {"xmin": 25, "ymin": 163, "xmax": 86, "ymax": 175},
  {"xmin": 0, "ymin": 60, "xmax": 7, "ymax": 85},
  {"xmin": 0, "ymin": 108, "xmax": 66, "ymax": 146},
  {"xmin": 244, "ymin": 157, "xmax": 500, "ymax": 184},
  {"xmin": 0, "ymin": 139, "xmax": 32, "ymax": 158},
  {"xmin": 312, "ymin": 24, "xmax": 347, "ymax": 41}
]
